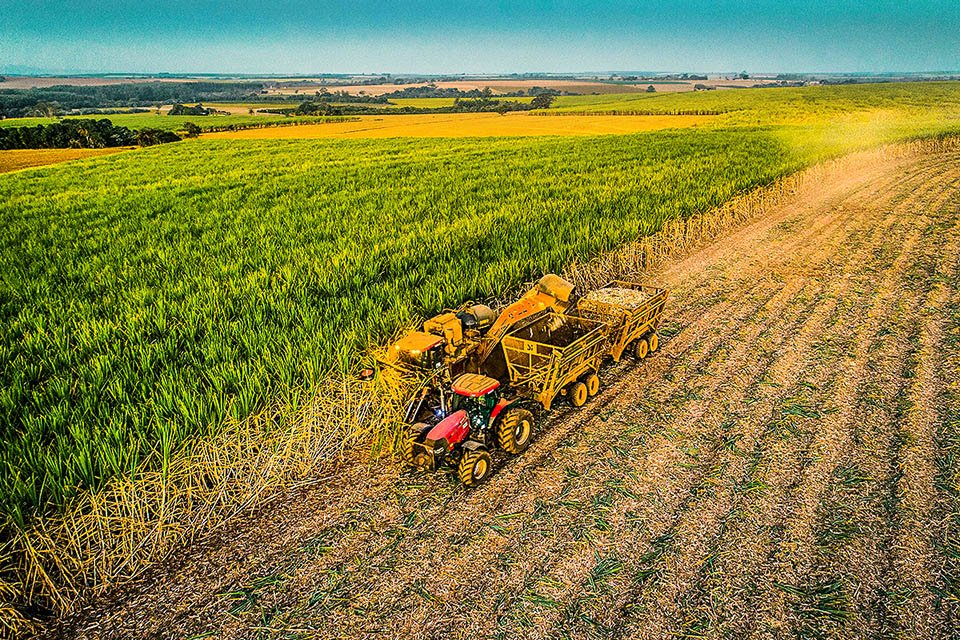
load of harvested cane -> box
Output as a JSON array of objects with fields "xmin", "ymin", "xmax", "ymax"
[{"xmin": 581, "ymin": 286, "xmax": 650, "ymax": 309}]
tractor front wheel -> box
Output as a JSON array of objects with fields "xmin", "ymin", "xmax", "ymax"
[
  {"xmin": 458, "ymin": 448, "xmax": 493, "ymax": 487},
  {"xmin": 497, "ymin": 407, "xmax": 534, "ymax": 454},
  {"xmin": 402, "ymin": 423, "xmax": 432, "ymax": 470},
  {"xmin": 570, "ymin": 381, "xmax": 589, "ymax": 407}
]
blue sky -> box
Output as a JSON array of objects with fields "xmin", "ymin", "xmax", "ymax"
[{"xmin": 2, "ymin": 1, "xmax": 958, "ymax": 74}]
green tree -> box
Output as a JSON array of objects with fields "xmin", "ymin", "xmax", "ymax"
[{"xmin": 530, "ymin": 94, "xmax": 555, "ymax": 109}]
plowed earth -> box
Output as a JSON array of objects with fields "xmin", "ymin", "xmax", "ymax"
[{"xmin": 51, "ymin": 146, "xmax": 960, "ymax": 639}]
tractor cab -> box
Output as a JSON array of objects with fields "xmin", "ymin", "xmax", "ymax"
[{"xmin": 450, "ymin": 373, "xmax": 502, "ymax": 431}]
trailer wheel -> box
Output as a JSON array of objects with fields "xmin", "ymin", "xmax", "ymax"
[
  {"xmin": 585, "ymin": 373, "xmax": 600, "ymax": 397},
  {"xmin": 458, "ymin": 448, "xmax": 492, "ymax": 487},
  {"xmin": 648, "ymin": 332, "xmax": 660, "ymax": 353},
  {"xmin": 635, "ymin": 338, "xmax": 649, "ymax": 360},
  {"xmin": 496, "ymin": 407, "xmax": 534, "ymax": 454},
  {"xmin": 570, "ymin": 381, "xmax": 589, "ymax": 407}
]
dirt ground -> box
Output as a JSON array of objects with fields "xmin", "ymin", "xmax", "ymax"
[{"xmin": 49, "ymin": 146, "xmax": 960, "ymax": 639}]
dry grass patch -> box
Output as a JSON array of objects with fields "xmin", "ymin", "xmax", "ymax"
[{"xmin": 0, "ymin": 148, "xmax": 128, "ymax": 174}]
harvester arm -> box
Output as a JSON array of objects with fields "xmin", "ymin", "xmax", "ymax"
[{"xmin": 474, "ymin": 275, "xmax": 575, "ymax": 365}]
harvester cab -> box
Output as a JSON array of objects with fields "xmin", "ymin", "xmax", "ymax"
[
  {"xmin": 391, "ymin": 331, "xmax": 446, "ymax": 371},
  {"xmin": 404, "ymin": 373, "xmax": 536, "ymax": 486},
  {"xmin": 383, "ymin": 303, "xmax": 495, "ymax": 377}
]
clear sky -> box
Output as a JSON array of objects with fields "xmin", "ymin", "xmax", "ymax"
[{"xmin": 2, "ymin": 1, "xmax": 959, "ymax": 75}]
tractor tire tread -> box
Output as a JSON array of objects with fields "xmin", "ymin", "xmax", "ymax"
[{"xmin": 497, "ymin": 408, "xmax": 534, "ymax": 454}]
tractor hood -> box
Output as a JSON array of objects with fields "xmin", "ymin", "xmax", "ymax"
[{"xmin": 426, "ymin": 409, "xmax": 470, "ymax": 448}]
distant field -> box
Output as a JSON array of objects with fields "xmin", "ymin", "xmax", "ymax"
[
  {"xmin": 388, "ymin": 96, "xmax": 536, "ymax": 108},
  {"xmin": 547, "ymin": 81, "xmax": 960, "ymax": 123},
  {"xmin": 0, "ymin": 147, "xmax": 129, "ymax": 173},
  {"xmin": 203, "ymin": 112, "xmax": 714, "ymax": 139},
  {"xmin": 0, "ymin": 112, "xmax": 348, "ymax": 132},
  {"xmin": 262, "ymin": 77, "xmax": 774, "ymax": 96}
]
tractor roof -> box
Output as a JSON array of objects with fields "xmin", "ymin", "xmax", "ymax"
[
  {"xmin": 452, "ymin": 373, "xmax": 500, "ymax": 397},
  {"xmin": 393, "ymin": 331, "xmax": 444, "ymax": 354}
]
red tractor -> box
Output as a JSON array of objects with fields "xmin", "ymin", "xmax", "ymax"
[{"xmin": 404, "ymin": 373, "xmax": 535, "ymax": 486}]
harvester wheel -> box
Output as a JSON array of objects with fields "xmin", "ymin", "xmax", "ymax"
[
  {"xmin": 635, "ymin": 338, "xmax": 649, "ymax": 360},
  {"xmin": 570, "ymin": 381, "xmax": 589, "ymax": 407},
  {"xmin": 496, "ymin": 407, "xmax": 534, "ymax": 454},
  {"xmin": 585, "ymin": 373, "xmax": 600, "ymax": 396},
  {"xmin": 458, "ymin": 448, "xmax": 493, "ymax": 487},
  {"xmin": 649, "ymin": 332, "xmax": 660, "ymax": 353},
  {"xmin": 402, "ymin": 423, "xmax": 431, "ymax": 469}
]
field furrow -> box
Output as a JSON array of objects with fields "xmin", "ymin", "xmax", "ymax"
[{"xmin": 591, "ymin": 150, "xmax": 945, "ymax": 640}]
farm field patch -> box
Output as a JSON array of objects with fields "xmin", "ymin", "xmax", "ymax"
[
  {"xmin": 387, "ymin": 96, "xmax": 536, "ymax": 108},
  {"xmin": 0, "ymin": 112, "xmax": 350, "ymax": 132},
  {"xmin": 202, "ymin": 112, "xmax": 714, "ymax": 139},
  {"xmin": 548, "ymin": 81, "xmax": 960, "ymax": 123},
  {"xmin": 0, "ymin": 147, "xmax": 128, "ymax": 173}
]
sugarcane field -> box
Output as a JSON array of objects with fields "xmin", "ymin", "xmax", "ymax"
[{"xmin": 2, "ymin": 3, "xmax": 960, "ymax": 639}]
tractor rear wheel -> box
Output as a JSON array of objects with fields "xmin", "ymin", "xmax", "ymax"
[
  {"xmin": 635, "ymin": 337, "xmax": 649, "ymax": 360},
  {"xmin": 570, "ymin": 381, "xmax": 589, "ymax": 407},
  {"xmin": 497, "ymin": 407, "xmax": 534, "ymax": 454},
  {"xmin": 458, "ymin": 448, "xmax": 493, "ymax": 487},
  {"xmin": 649, "ymin": 332, "xmax": 660, "ymax": 353},
  {"xmin": 585, "ymin": 373, "xmax": 600, "ymax": 396}
]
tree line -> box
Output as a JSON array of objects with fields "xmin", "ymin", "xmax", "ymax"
[
  {"xmin": 0, "ymin": 82, "xmax": 270, "ymax": 118},
  {"xmin": 0, "ymin": 119, "xmax": 180, "ymax": 150},
  {"xmin": 264, "ymin": 94, "xmax": 556, "ymax": 117},
  {"xmin": 0, "ymin": 81, "xmax": 570, "ymax": 119}
]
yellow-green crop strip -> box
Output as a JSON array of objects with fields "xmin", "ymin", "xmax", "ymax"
[
  {"xmin": 1, "ymin": 82, "xmax": 959, "ymax": 527},
  {"xmin": 0, "ymin": 112, "xmax": 352, "ymax": 133}
]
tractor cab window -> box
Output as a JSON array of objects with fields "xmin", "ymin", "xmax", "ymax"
[
  {"xmin": 456, "ymin": 391, "xmax": 498, "ymax": 431},
  {"xmin": 464, "ymin": 397, "xmax": 487, "ymax": 430}
]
